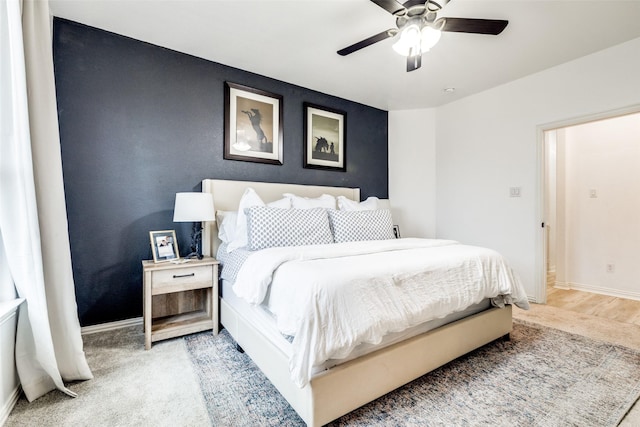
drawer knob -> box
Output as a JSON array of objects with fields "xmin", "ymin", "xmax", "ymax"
[{"xmin": 173, "ymin": 273, "xmax": 195, "ymax": 279}]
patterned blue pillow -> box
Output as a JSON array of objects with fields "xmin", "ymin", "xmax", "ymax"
[
  {"xmin": 328, "ymin": 209, "xmax": 395, "ymax": 243},
  {"xmin": 246, "ymin": 206, "xmax": 333, "ymax": 250}
]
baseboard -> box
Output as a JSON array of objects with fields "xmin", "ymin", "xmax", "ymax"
[
  {"xmin": 81, "ymin": 317, "xmax": 143, "ymax": 335},
  {"xmin": 561, "ymin": 282, "xmax": 640, "ymax": 301},
  {"xmin": 0, "ymin": 385, "xmax": 21, "ymax": 426},
  {"xmin": 553, "ymin": 281, "xmax": 571, "ymax": 290}
]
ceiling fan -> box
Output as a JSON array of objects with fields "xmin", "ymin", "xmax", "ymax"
[{"xmin": 337, "ymin": 0, "xmax": 508, "ymax": 72}]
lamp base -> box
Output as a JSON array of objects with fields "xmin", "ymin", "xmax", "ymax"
[
  {"xmin": 184, "ymin": 251, "xmax": 203, "ymax": 260},
  {"xmin": 187, "ymin": 222, "xmax": 204, "ymax": 260}
]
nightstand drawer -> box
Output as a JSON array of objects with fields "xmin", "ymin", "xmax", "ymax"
[{"xmin": 151, "ymin": 265, "xmax": 213, "ymax": 295}]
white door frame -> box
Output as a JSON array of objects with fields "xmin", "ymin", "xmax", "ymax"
[{"xmin": 535, "ymin": 104, "xmax": 640, "ymax": 304}]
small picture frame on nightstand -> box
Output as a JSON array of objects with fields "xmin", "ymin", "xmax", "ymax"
[{"xmin": 149, "ymin": 230, "xmax": 180, "ymax": 263}]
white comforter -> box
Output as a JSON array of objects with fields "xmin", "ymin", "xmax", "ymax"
[{"xmin": 232, "ymin": 238, "xmax": 529, "ymax": 388}]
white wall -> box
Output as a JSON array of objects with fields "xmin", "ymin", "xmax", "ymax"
[
  {"xmin": 388, "ymin": 108, "xmax": 436, "ymax": 238},
  {"xmin": 0, "ymin": 306, "xmax": 20, "ymax": 425},
  {"xmin": 434, "ymin": 36, "xmax": 640, "ymax": 300},
  {"xmin": 554, "ymin": 129, "xmax": 568, "ymax": 291},
  {"xmin": 544, "ymin": 131, "xmax": 557, "ymax": 272},
  {"xmin": 0, "ymin": 240, "xmax": 20, "ymax": 423},
  {"xmin": 561, "ymin": 114, "xmax": 640, "ymax": 299}
]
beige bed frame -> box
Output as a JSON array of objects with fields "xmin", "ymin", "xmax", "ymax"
[{"xmin": 201, "ymin": 179, "xmax": 512, "ymax": 426}]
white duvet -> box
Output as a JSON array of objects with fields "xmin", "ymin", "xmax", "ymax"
[{"xmin": 232, "ymin": 238, "xmax": 529, "ymax": 388}]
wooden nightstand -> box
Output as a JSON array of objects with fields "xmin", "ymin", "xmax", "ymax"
[{"xmin": 142, "ymin": 257, "xmax": 219, "ymax": 349}]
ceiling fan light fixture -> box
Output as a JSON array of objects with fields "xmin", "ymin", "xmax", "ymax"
[
  {"xmin": 392, "ymin": 24, "xmax": 441, "ymax": 57},
  {"xmin": 392, "ymin": 24, "xmax": 421, "ymax": 56},
  {"xmin": 420, "ymin": 26, "xmax": 441, "ymax": 52},
  {"xmin": 338, "ymin": 0, "xmax": 508, "ymax": 73}
]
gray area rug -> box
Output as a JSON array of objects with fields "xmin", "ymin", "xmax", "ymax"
[{"xmin": 184, "ymin": 321, "xmax": 640, "ymax": 426}]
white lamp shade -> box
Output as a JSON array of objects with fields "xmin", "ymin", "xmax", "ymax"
[{"xmin": 173, "ymin": 192, "xmax": 215, "ymax": 222}]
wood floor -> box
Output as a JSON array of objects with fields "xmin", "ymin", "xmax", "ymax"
[{"xmin": 546, "ymin": 272, "xmax": 640, "ymax": 327}]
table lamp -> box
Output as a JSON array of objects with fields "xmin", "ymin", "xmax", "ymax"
[{"xmin": 173, "ymin": 192, "xmax": 215, "ymax": 259}]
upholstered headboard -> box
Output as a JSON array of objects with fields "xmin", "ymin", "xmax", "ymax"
[{"xmin": 201, "ymin": 179, "xmax": 360, "ymax": 257}]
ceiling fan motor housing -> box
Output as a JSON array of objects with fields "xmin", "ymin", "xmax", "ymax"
[{"xmin": 396, "ymin": 1, "xmax": 442, "ymax": 30}]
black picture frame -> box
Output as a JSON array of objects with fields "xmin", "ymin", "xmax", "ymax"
[
  {"xmin": 224, "ymin": 82, "xmax": 283, "ymax": 165},
  {"xmin": 303, "ymin": 102, "xmax": 346, "ymax": 172}
]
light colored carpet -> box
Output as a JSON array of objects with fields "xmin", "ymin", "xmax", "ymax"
[
  {"xmin": 5, "ymin": 326, "xmax": 209, "ymax": 426},
  {"xmin": 185, "ymin": 321, "xmax": 640, "ymax": 426},
  {"xmin": 5, "ymin": 306, "xmax": 640, "ymax": 426}
]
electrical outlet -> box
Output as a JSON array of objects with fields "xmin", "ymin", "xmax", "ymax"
[
  {"xmin": 590, "ymin": 189, "xmax": 598, "ymax": 198},
  {"xmin": 509, "ymin": 187, "xmax": 521, "ymax": 198},
  {"xmin": 606, "ymin": 264, "xmax": 615, "ymax": 273}
]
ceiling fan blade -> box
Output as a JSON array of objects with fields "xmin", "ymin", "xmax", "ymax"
[
  {"xmin": 370, "ymin": 0, "xmax": 405, "ymax": 15},
  {"xmin": 437, "ymin": 18, "xmax": 508, "ymax": 35},
  {"xmin": 337, "ymin": 29, "xmax": 395, "ymax": 56},
  {"xmin": 407, "ymin": 53, "xmax": 422, "ymax": 72}
]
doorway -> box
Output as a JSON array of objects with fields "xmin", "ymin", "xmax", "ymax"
[{"xmin": 539, "ymin": 109, "xmax": 640, "ymax": 321}]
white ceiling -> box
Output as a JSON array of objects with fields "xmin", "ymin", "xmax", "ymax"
[{"xmin": 48, "ymin": 0, "xmax": 640, "ymax": 111}]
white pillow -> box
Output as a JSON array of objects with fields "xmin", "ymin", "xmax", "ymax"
[
  {"xmin": 283, "ymin": 193, "xmax": 336, "ymax": 209},
  {"xmin": 337, "ymin": 196, "xmax": 380, "ymax": 211},
  {"xmin": 265, "ymin": 197, "xmax": 291, "ymax": 209},
  {"xmin": 227, "ymin": 188, "xmax": 291, "ymax": 252},
  {"xmin": 216, "ymin": 210, "xmax": 238, "ymax": 244}
]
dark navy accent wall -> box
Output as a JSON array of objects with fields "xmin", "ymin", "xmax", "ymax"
[{"xmin": 53, "ymin": 18, "xmax": 388, "ymax": 326}]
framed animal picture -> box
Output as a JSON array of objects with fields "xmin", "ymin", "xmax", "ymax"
[
  {"xmin": 303, "ymin": 102, "xmax": 346, "ymax": 172},
  {"xmin": 224, "ymin": 82, "xmax": 283, "ymax": 165}
]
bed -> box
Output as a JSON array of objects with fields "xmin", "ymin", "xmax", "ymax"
[{"xmin": 201, "ymin": 179, "xmax": 528, "ymax": 426}]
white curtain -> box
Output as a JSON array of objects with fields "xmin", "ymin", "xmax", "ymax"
[{"xmin": 0, "ymin": 0, "xmax": 93, "ymax": 401}]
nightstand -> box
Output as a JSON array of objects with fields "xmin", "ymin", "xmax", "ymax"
[{"xmin": 142, "ymin": 257, "xmax": 219, "ymax": 349}]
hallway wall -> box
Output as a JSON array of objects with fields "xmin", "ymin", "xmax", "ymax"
[{"xmin": 556, "ymin": 113, "xmax": 640, "ymax": 299}]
